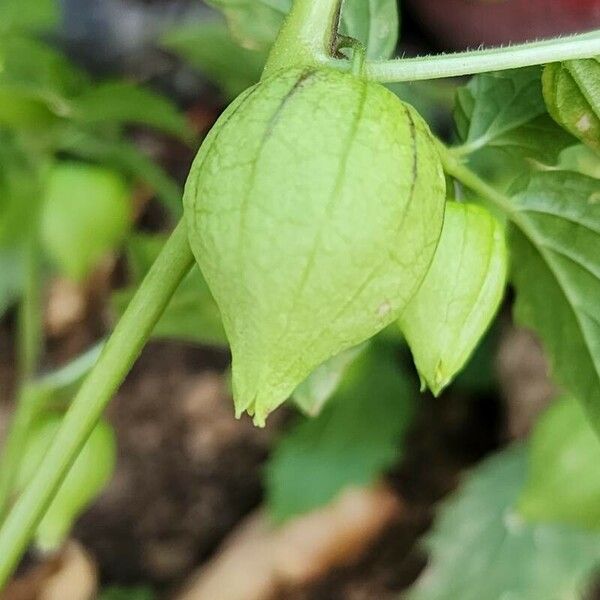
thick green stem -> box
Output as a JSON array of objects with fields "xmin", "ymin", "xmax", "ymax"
[
  {"xmin": 325, "ymin": 29, "xmax": 600, "ymax": 82},
  {"xmin": 0, "ymin": 389, "xmax": 36, "ymax": 523},
  {"xmin": 0, "ymin": 219, "xmax": 194, "ymax": 588},
  {"xmin": 263, "ymin": 0, "xmax": 343, "ymax": 78}
]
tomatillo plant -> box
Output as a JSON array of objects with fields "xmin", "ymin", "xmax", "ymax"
[{"xmin": 1, "ymin": 0, "xmax": 600, "ymax": 587}]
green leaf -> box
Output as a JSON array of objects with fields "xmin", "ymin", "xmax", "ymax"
[
  {"xmin": 293, "ymin": 342, "xmax": 367, "ymax": 416},
  {"xmin": 265, "ymin": 344, "xmax": 414, "ymax": 522},
  {"xmin": 0, "ymin": 133, "xmax": 42, "ymax": 247},
  {"xmin": 162, "ymin": 21, "xmax": 267, "ymax": 99},
  {"xmin": 519, "ymin": 396, "xmax": 600, "ymax": 529},
  {"xmin": 16, "ymin": 416, "xmax": 116, "ymax": 551},
  {"xmin": 28, "ymin": 342, "xmax": 104, "ymax": 410},
  {"xmin": 407, "ymin": 445, "xmax": 600, "ymax": 600},
  {"xmin": 71, "ymin": 81, "xmax": 191, "ymax": 142},
  {"xmin": 508, "ymin": 171, "xmax": 600, "ymax": 430},
  {"xmin": 0, "ymin": 0, "xmax": 58, "ymax": 33},
  {"xmin": 112, "ymin": 234, "xmax": 226, "ymax": 346},
  {"xmin": 544, "ymin": 58, "xmax": 600, "ymax": 152},
  {"xmin": 56, "ymin": 129, "xmax": 183, "ymax": 215},
  {"xmin": 206, "ymin": 0, "xmax": 398, "ymax": 60},
  {"xmin": 339, "ymin": 0, "xmax": 399, "ymax": 60},
  {"xmin": 0, "ymin": 35, "xmax": 87, "ymax": 100},
  {"xmin": 559, "ymin": 145, "xmax": 600, "ymax": 179},
  {"xmin": 205, "ymin": 0, "xmax": 290, "ymax": 51},
  {"xmin": 40, "ymin": 162, "xmax": 131, "ymax": 280},
  {"xmin": 455, "ymin": 67, "xmax": 574, "ymax": 163},
  {"xmin": 399, "ymin": 202, "xmax": 507, "ymax": 396},
  {"xmin": 162, "ymin": 21, "xmax": 267, "ymax": 100}
]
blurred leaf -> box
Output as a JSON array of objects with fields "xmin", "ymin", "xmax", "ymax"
[
  {"xmin": 41, "ymin": 162, "xmax": 131, "ymax": 280},
  {"xmin": 407, "ymin": 445, "xmax": 600, "ymax": 600},
  {"xmin": 0, "ymin": 133, "xmax": 42, "ymax": 246},
  {"xmin": 0, "ymin": 35, "xmax": 87, "ymax": 100},
  {"xmin": 519, "ymin": 397, "xmax": 600, "ymax": 529},
  {"xmin": 455, "ymin": 67, "xmax": 574, "ymax": 163},
  {"xmin": 293, "ymin": 342, "xmax": 367, "ymax": 417},
  {"xmin": 28, "ymin": 342, "xmax": 104, "ymax": 411},
  {"xmin": 56, "ymin": 129, "xmax": 183, "ymax": 215},
  {"xmin": 509, "ymin": 171, "xmax": 600, "ymax": 431},
  {"xmin": 205, "ymin": 0, "xmax": 288, "ymax": 51},
  {"xmin": 0, "ymin": 85, "xmax": 57, "ymax": 128},
  {"xmin": 163, "ymin": 21, "xmax": 266, "ymax": 100},
  {"xmin": 0, "ymin": 248, "xmax": 24, "ymax": 318},
  {"xmin": 16, "ymin": 416, "xmax": 116, "ymax": 550},
  {"xmin": 112, "ymin": 234, "xmax": 226, "ymax": 346},
  {"xmin": 71, "ymin": 81, "xmax": 191, "ymax": 142},
  {"xmin": 339, "ymin": 0, "xmax": 398, "ymax": 60},
  {"xmin": 265, "ymin": 344, "xmax": 414, "ymax": 522},
  {"xmin": 0, "ymin": 0, "xmax": 58, "ymax": 33},
  {"xmin": 544, "ymin": 58, "xmax": 600, "ymax": 152}
]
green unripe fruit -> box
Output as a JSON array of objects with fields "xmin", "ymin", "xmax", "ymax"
[
  {"xmin": 399, "ymin": 202, "xmax": 507, "ymax": 396},
  {"xmin": 184, "ymin": 67, "xmax": 446, "ymax": 425},
  {"xmin": 16, "ymin": 415, "xmax": 116, "ymax": 551}
]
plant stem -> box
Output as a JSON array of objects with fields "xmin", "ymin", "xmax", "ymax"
[
  {"xmin": 263, "ymin": 0, "xmax": 343, "ymax": 77},
  {"xmin": 0, "ymin": 219, "xmax": 194, "ymax": 588},
  {"xmin": 437, "ymin": 144, "xmax": 516, "ymax": 218},
  {"xmin": 17, "ymin": 234, "xmax": 42, "ymax": 382},
  {"xmin": 0, "ymin": 389, "xmax": 36, "ymax": 523},
  {"xmin": 326, "ymin": 29, "xmax": 600, "ymax": 82},
  {"xmin": 0, "ymin": 235, "xmax": 43, "ymax": 520}
]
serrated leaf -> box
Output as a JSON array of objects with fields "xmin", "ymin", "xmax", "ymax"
[
  {"xmin": 544, "ymin": 58, "xmax": 600, "ymax": 152},
  {"xmin": 112, "ymin": 234, "xmax": 226, "ymax": 347},
  {"xmin": 265, "ymin": 344, "xmax": 414, "ymax": 522},
  {"xmin": 293, "ymin": 342, "xmax": 367, "ymax": 416},
  {"xmin": 207, "ymin": 0, "xmax": 398, "ymax": 59},
  {"xmin": 455, "ymin": 67, "xmax": 574, "ymax": 162},
  {"xmin": 407, "ymin": 445, "xmax": 600, "ymax": 600},
  {"xmin": 508, "ymin": 171, "xmax": 600, "ymax": 430},
  {"xmin": 71, "ymin": 81, "xmax": 191, "ymax": 142},
  {"xmin": 162, "ymin": 21, "xmax": 267, "ymax": 100},
  {"xmin": 41, "ymin": 162, "xmax": 131, "ymax": 280},
  {"xmin": 399, "ymin": 202, "xmax": 507, "ymax": 396},
  {"xmin": 519, "ymin": 396, "xmax": 600, "ymax": 529}
]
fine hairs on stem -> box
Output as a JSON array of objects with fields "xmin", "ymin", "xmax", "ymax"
[{"xmin": 326, "ymin": 30, "xmax": 600, "ymax": 82}]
